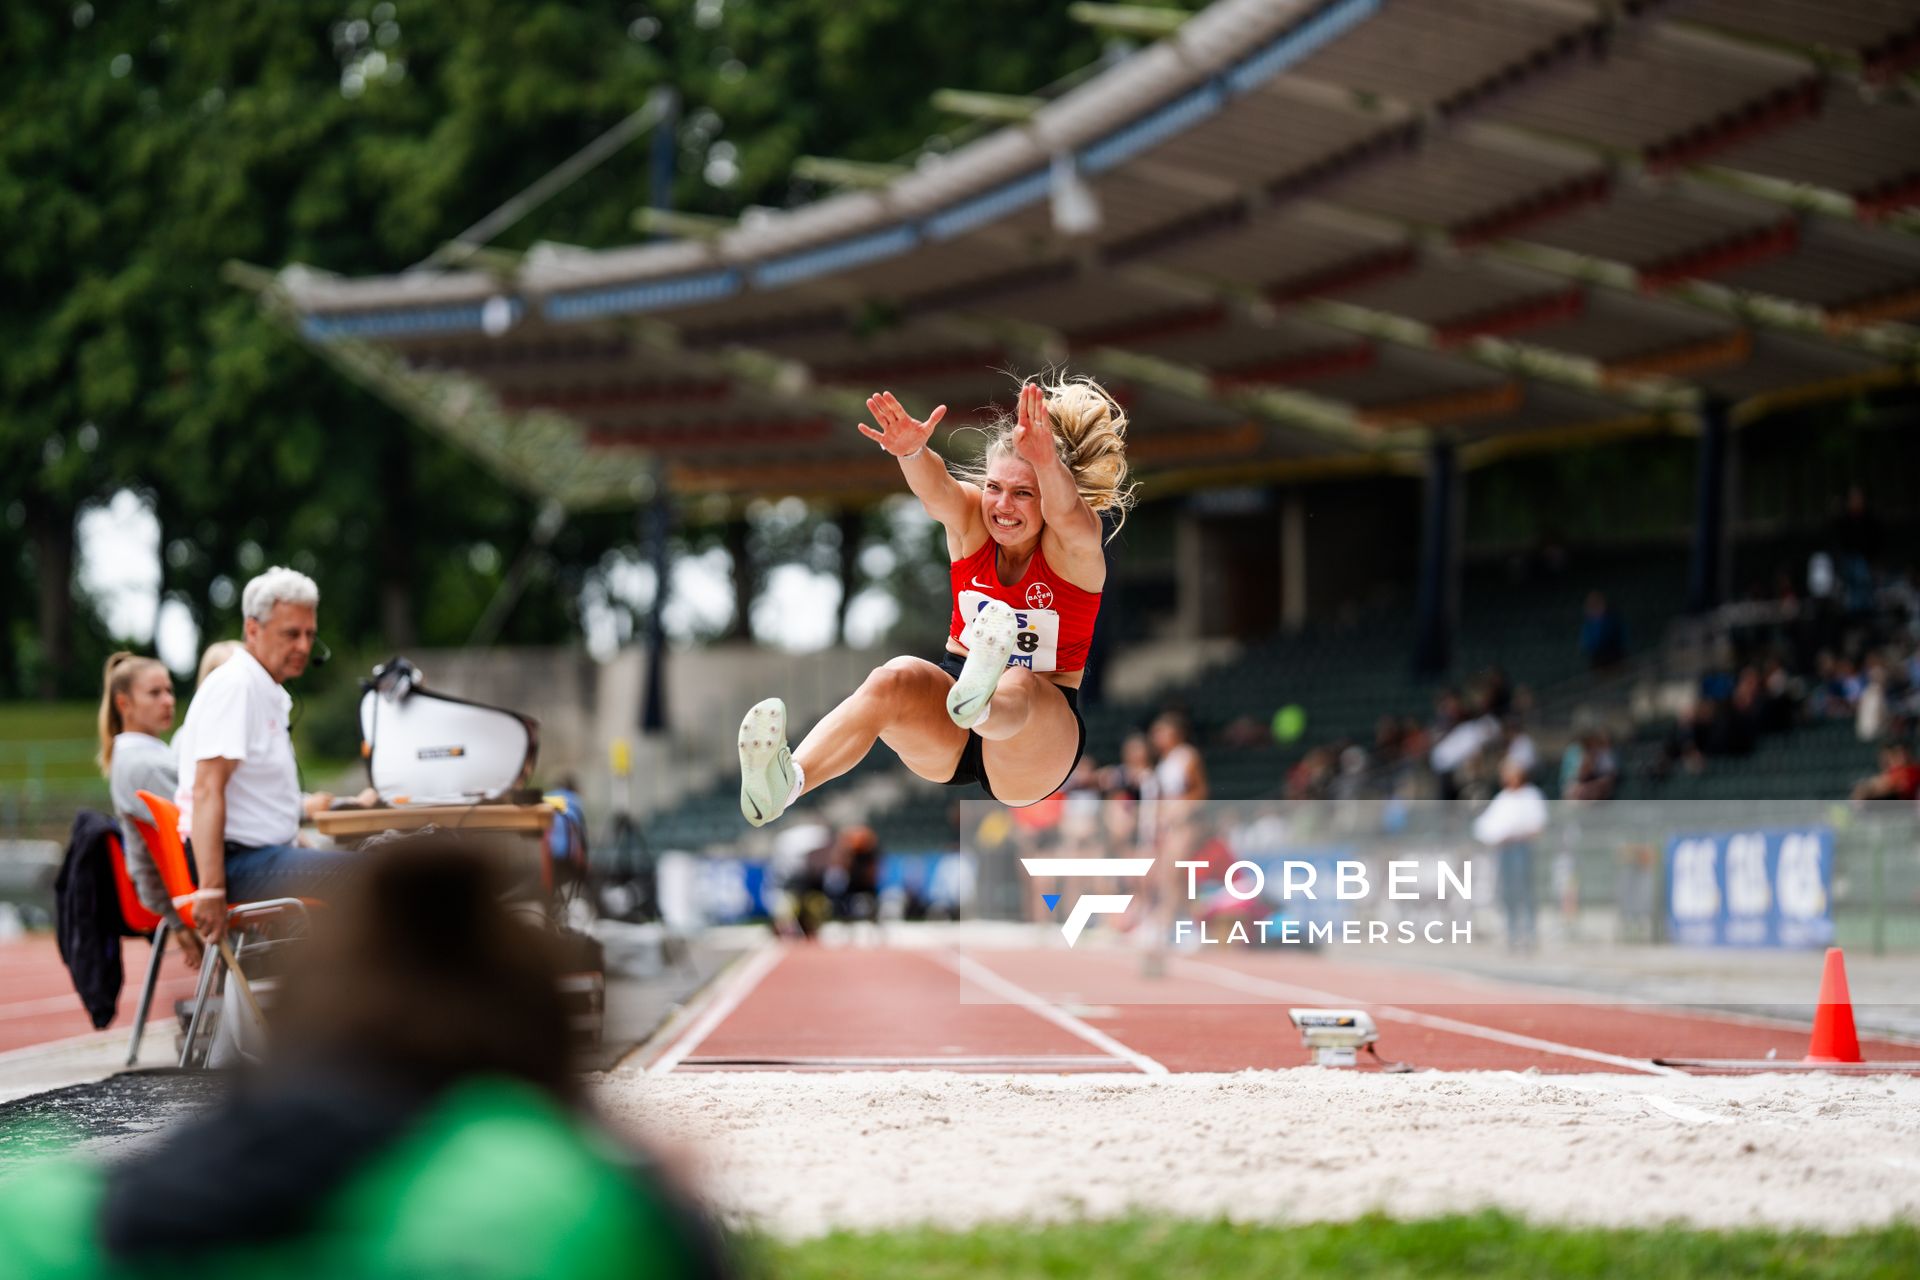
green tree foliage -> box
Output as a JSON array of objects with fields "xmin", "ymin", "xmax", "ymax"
[{"xmin": 0, "ymin": 0, "xmax": 1130, "ymax": 698}]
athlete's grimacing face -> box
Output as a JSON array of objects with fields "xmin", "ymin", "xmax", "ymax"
[{"xmin": 981, "ymin": 453, "xmax": 1042, "ymax": 548}]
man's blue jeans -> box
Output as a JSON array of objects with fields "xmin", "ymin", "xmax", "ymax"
[{"xmin": 186, "ymin": 840, "xmax": 354, "ymax": 902}]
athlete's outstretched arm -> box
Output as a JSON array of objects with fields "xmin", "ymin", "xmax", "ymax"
[
  {"xmin": 858, "ymin": 391, "xmax": 975, "ymax": 530},
  {"xmin": 1013, "ymin": 382, "xmax": 1102, "ymax": 553}
]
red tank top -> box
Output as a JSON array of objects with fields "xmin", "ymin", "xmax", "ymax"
[{"xmin": 947, "ymin": 538, "xmax": 1101, "ymax": 674}]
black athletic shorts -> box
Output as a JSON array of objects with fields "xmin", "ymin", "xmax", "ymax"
[{"xmin": 935, "ymin": 651, "xmax": 1087, "ymax": 803}]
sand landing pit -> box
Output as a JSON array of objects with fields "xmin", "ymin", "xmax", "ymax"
[{"xmin": 597, "ymin": 1069, "xmax": 1920, "ymax": 1239}]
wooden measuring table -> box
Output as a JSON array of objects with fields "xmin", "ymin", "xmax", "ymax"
[{"xmin": 312, "ymin": 803, "xmax": 554, "ymax": 841}]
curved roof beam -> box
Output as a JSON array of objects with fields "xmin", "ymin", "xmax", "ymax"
[{"xmin": 1104, "ymin": 65, "xmax": 1920, "ymax": 366}]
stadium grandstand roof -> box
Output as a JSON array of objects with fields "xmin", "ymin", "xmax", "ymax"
[{"xmin": 260, "ymin": 0, "xmax": 1920, "ymax": 509}]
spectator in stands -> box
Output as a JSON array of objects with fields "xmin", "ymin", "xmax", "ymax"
[
  {"xmin": 1882, "ymin": 566, "xmax": 1919, "ymax": 641},
  {"xmin": 1561, "ymin": 730, "xmax": 1619, "ymax": 803},
  {"xmin": 1810, "ymin": 652, "xmax": 1864, "ymax": 719},
  {"xmin": 1056, "ymin": 755, "xmax": 1107, "ymax": 868},
  {"xmin": 832, "ymin": 824, "xmax": 883, "ymax": 922},
  {"xmin": 1372, "ymin": 715, "xmax": 1405, "ymax": 770},
  {"xmin": 1218, "ymin": 713, "xmax": 1271, "ymax": 750},
  {"xmin": 1150, "ymin": 710, "xmax": 1207, "ymax": 808},
  {"xmin": 1101, "ymin": 731, "xmax": 1159, "ymax": 856},
  {"xmin": 1286, "ymin": 745, "xmax": 1333, "ymax": 801},
  {"xmin": 1852, "ymin": 741, "xmax": 1920, "ymax": 803},
  {"xmin": 1857, "ymin": 652, "xmax": 1893, "ymax": 742},
  {"xmin": 1330, "ymin": 744, "xmax": 1370, "ymax": 803},
  {"xmin": 1429, "ymin": 703, "xmax": 1499, "ymax": 802},
  {"xmin": 1146, "ymin": 710, "xmax": 1207, "ymax": 958},
  {"xmin": 1558, "ymin": 732, "xmax": 1585, "ymax": 798},
  {"xmin": 1472, "ymin": 758, "xmax": 1547, "ymax": 952},
  {"xmin": 1829, "ymin": 485, "xmax": 1883, "ymax": 612},
  {"xmin": 1100, "ymin": 731, "xmax": 1154, "ymax": 802},
  {"xmin": 1010, "ymin": 786, "xmax": 1069, "ymax": 922},
  {"xmin": 1579, "ymin": 591, "xmax": 1627, "ymax": 670},
  {"xmin": 1480, "ymin": 666, "xmax": 1514, "ymax": 719},
  {"xmin": 1501, "ymin": 715, "xmax": 1536, "ymax": 776},
  {"xmin": 1654, "ymin": 701, "xmax": 1710, "ymax": 779},
  {"xmin": 1396, "ymin": 715, "xmax": 1431, "ymax": 767},
  {"xmin": 1720, "ymin": 668, "xmax": 1763, "ymax": 757},
  {"xmin": 1759, "ymin": 657, "xmax": 1799, "ymax": 734},
  {"xmin": 97, "ymin": 652, "xmax": 201, "ymax": 969}
]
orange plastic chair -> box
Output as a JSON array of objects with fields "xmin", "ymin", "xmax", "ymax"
[
  {"xmin": 135, "ymin": 791, "xmax": 310, "ymax": 1067},
  {"xmin": 132, "ymin": 792, "xmax": 199, "ymax": 921},
  {"xmin": 106, "ymin": 826, "xmax": 167, "ymax": 1067},
  {"xmin": 106, "ymin": 831, "xmax": 162, "ymax": 935}
]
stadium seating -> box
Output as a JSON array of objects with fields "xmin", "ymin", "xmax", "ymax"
[
  {"xmin": 640, "ymin": 545, "xmax": 1900, "ymax": 853},
  {"xmin": 650, "ymin": 548, "xmax": 1687, "ymax": 850}
]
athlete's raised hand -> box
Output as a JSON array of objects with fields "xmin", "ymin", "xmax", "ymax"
[
  {"xmin": 858, "ymin": 391, "xmax": 947, "ymax": 458},
  {"xmin": 1011, "ymin": 381, "xmax": 1056, "ymax": 468}
]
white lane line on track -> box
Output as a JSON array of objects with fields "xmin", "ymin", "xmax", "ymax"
[
  {"xmin": 1168, "ymin": 957, "xmax": 1689, "ymax": 1078},
  {"xmin": 933, "ymin": 950, "xmax": 1170, "ymax": 1076},
  {"xmin": 680, "ymin": 1054, "xmax": 1126, "ymax": 1069},
  {"xmin": 648, "ymin": 943, "xmax": 786, "ymax": 1075}
]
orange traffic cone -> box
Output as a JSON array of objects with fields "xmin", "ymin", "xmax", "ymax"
[{"xmin": 1804, "ymin": 947, "xmax": 1863, "ymax": 1064}]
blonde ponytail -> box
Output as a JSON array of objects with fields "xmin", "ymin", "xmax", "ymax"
[{"xmin": 963, "ymin": 371, "xmax": 1138, "ymax": 539}]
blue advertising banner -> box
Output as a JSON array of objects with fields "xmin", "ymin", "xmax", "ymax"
[{"xmin": 1665, "ymin": 827, "xmax": 1834, "ymax": 949}]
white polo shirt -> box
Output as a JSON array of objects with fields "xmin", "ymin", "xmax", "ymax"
[{"xmin": 175, "ymin": 648, "xmax": 302, "ymax": 848}]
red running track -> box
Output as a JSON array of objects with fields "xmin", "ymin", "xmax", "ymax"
[
  {"xmin": 645, "ymin": 944, "xmax": 1920, "ymax": 1076},
  {"xmin": 0, "ymin": 935, "xmax": 201, "ymax": 1056}
]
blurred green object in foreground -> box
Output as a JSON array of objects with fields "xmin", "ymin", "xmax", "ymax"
[
  {"xmin": 1273, "ymin": 703, "xmax": 1307, "ymax": 744},
  {"xmin": 0, "ymin": 1078, "xmax": 709, "ymax": 1279}
]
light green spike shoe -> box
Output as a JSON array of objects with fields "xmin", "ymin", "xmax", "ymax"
[{"xmin": 738, "ymin": 697, "xmax": 796, "ymax": 828}]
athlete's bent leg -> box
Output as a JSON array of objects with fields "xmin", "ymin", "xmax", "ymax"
[
  {"xmin": 970, "ymin": 666, "xmax": 1039, "ymax": 742},
  {"xmin": 791, "ymin": 657, "xmax": 970, "ymax": 793},
  {"xmin": 977, "ymin": 677, "xmax": 1082, "ymax": 808}
]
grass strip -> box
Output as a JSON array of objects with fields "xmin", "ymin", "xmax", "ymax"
[{"xmin": 753, "ymin": 1211, "xmax": 1920, "ymax": 1279}]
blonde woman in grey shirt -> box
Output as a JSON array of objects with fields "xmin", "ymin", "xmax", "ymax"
[{"xmin": 99, "ymin": 651, "xmax": 202, "ymax": 967}]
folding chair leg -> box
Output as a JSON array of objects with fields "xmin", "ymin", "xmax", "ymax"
[
  {"xmin": 124, "ymin": 923, "xmax": 168, "ymax": 1068},
  {"xmin": 179, "ymin": 935, "xmax": 224, "ymax": 1069}
]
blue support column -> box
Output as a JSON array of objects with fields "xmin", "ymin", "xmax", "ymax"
[
  {"xmin": 1412, "ymin": 439, "xmax": 1458, "ymax": 677},
  {"xmin": 641, "ymin": 469, "xmax": 673, "ymax": 734},
  {"xmin": 1687, "ymin": 397, "xmax": 1731, "ymax": 615}
]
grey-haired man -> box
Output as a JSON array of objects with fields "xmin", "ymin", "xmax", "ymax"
[{"xmin": 175, "ymin": 566, "xmax": 354, "ymax": 944}]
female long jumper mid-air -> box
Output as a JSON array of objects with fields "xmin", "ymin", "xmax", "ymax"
[{"xmin": 738, "ymin": 376, "xmax": 1134, "ymax": 825}]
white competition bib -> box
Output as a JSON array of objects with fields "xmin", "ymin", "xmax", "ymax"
[{"xmin": 958, "ymin": 590, "xmax": 1060, "ymax": 673}]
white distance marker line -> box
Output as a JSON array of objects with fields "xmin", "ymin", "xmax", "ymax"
[
  {"xmin": 1168, "ymin": 956, "xmax": 1689, "ymax": 1078},
  {"xmin": 647, "ymin": 943, "xmax": 787, "ymax": 1075},
  {"xmin": 933, "ymin": 949, "xmax": 1169, "ymax": 1076}
]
